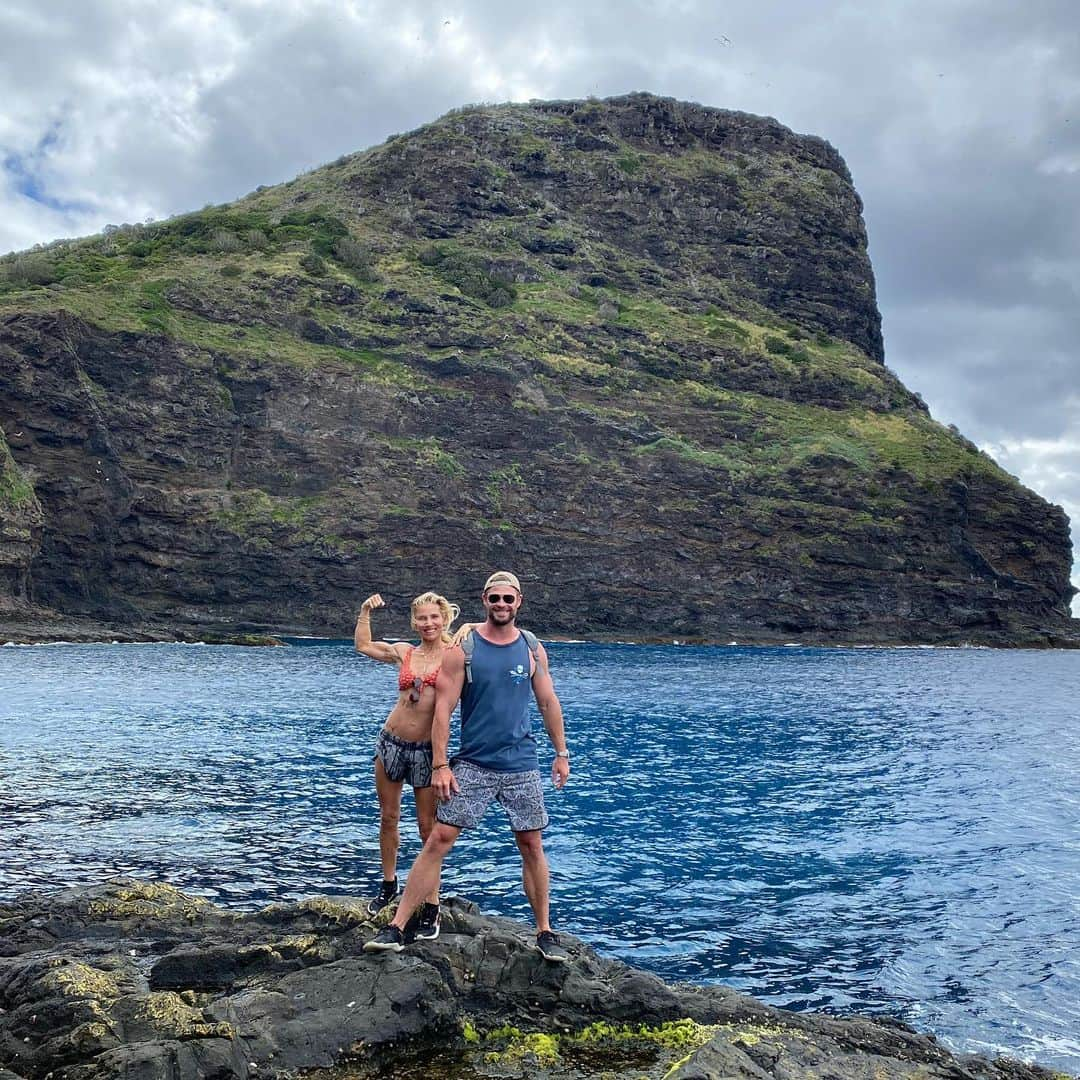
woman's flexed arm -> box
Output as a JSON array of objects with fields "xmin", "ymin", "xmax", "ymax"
[{"xmin": 354, "ymin": 593, "xmax": 407, "ymax": 663}]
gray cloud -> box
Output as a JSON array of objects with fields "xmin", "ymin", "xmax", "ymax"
[{"xmin": 1, "ymin": 0, "xmax": 1077, "ymax": 605}]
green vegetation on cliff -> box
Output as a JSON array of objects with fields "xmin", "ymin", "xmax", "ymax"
[{"xmin": 0, "ymin": 430, "xmax": 35, "ymax": 508}]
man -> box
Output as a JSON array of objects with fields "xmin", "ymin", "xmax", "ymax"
[{"xmin": 364, "ymin": 570, "xmax": 571, "ymax": 961}]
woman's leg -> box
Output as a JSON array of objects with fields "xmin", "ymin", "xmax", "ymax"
[
  {"xmin": 374, "ymin": 757, "xmax": 404, "ymax": 882},
  {"xmin": 413, "ymin": 785, "xmax": 441, "ymax": 905}
]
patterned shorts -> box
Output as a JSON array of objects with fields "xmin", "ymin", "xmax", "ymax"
[
  {"xmin": 436, "ymin": 758, "xmax": 549, "ymax": 832},
  {"xmin": 374, "ymin": 729, "xmax": 433, "ymax": 789}
]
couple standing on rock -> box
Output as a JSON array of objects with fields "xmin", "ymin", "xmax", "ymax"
[{"xmin": 353, "ymin": 570, "xmax": 571, "ymax": 962}]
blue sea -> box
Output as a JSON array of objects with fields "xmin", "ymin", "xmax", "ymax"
[{"xmin": 1, "ymin": 641, "xmax": 1078, "ymax": 1072}]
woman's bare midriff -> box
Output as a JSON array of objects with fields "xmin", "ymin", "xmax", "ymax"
[{"xmin": 382, "ymin": 684, "xmax": 437, "ymax": 743}]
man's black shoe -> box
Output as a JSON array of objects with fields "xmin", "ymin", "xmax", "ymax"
[
  {"xmin": 535, "ymin": 930, "xmax": 568, "ymax": 963},
  {"xmin": 365, "ymin": 878, "xmax": 398, "ymax": 918},
  {"xmin": 414, "ymin": 903, "xmax": 441, "ymax": 941},
  {"xmin": 363, "ymin": 924, "xmax": 405, "ymax": 953}
]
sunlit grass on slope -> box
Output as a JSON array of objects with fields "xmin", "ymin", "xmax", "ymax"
[
  {"xmin": 0, "ymin": 103, "xmax": 1009, "ymax": 503},
  {"xmin": 0, "ymin": 236, "xmax": 1008, "ymax": 494}
]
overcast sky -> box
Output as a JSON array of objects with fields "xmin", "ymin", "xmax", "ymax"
[{"xmin": 2, "ymin": 0, "xmax": 1077, "ymax": 609}]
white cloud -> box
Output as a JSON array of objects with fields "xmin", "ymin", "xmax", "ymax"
[{"xmin": 982, "ymin": 431, "xmax": 1080, "ymax": 614}]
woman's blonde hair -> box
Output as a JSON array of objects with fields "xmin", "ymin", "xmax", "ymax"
[{"xmin": 410, "ymin": 591, "xmax": 460, "ymax": 644}]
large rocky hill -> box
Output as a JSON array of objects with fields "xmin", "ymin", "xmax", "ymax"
[{"xmin": 0, "ymin": 93, "xmax": 1075, "ymax": 645}]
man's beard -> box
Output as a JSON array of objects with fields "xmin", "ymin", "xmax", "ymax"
[{"xmin": 490, "ymin": 609, "xmax": 516, "ymax": 625}]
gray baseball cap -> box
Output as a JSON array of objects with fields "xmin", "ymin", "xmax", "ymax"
[{"xmin": 483, "ymin": 571, "xmax": 522, "ymax": 593}]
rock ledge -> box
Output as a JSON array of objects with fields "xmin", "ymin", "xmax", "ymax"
[{"xmin": 0, "ymin": 881, "xmax": 1069, "ymax": 1080}]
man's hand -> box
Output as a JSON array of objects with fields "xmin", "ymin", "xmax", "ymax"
[
  {"xmin": 433, "ymin": 766, "xmax": 460, "ymax": 801},
  {"xmin": 552, "ymin": 756, "xmax": 570, "ymax": 790}
]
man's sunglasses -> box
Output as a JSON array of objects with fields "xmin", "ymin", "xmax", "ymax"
[{"xmin": 485, "ymin": 592, "xmax": 518, "ymax": 604}]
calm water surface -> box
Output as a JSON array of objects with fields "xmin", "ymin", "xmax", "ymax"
[{"xmin": 1, "ymin": 642, "xmax": 1078, "ymax": 1071}]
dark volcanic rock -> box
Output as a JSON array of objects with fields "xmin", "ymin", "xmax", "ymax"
[
  {"xmin": 0, "ymin": 881, "xmax": 1069, "ymax": 1080},
  {"xmin": 0, "ymin": 93, "xmax": 1076, "ymax": 646}
]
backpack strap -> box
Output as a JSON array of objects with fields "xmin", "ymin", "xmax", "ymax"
[
  {"xmin": 460, "ymin": 629, "xmax": 544, "ymax": 684},
  {"xmin": 520, "ymin": 629, "xmax": 545, "ymax": 677},
  {"xmin": 461, "ymin": 629, "xmax": 476, "ymax": 684}
]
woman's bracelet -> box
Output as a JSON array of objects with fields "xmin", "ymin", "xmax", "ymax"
[{"xmin": 433, "ymin": 762, "xmax": 450, "ymax": 771}]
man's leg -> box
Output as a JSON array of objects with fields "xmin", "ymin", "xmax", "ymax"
[
  {"xmin": 514, "ymin": 829, "xmax": 551, "ymax": 932},
  {"xmin": 499, "ymin": 769, "xmax": 551, "ymax": 930},
  {"xmin": 365, "ymin": 822, "xmax": 460, "ymax": 953},
  {"xmin": 501, "ymin": 771, "xmax": 566, "ymax": 962},
  {"xmin": 514, "ymin": 830, "xmax": 567, "ymax": 961},
  {"xmin": 366, "ymin": 761, "xmax": 491, "ymax": 953},
  {"xmin": 390, "ymin": 821, "xmax": 460, "ymax": 931}
]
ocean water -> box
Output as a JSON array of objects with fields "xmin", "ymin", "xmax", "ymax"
[{"xmin": 1, "ymin": 641, "xmax": 1078, "ymax": 1071}]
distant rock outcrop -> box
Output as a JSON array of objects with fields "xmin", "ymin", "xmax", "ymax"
[
  {"xmin": 0, "ymin": 93, "xmax": 1076, "ymax": 645},
  {"xmin": 0, "ymin": 880, "xmax": 1069, "ymax": 1080}
]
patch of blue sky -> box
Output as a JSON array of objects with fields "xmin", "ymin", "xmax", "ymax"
[{"xmin": 2, "ymin": 121, "xmax": 95, "ymax": 216}]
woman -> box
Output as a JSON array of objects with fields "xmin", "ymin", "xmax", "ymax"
[{"xmin": 354, "ymin": 589, "xmax": 468, "ymax": 941}]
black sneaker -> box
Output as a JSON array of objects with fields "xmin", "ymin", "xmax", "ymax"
[
  {"xmin": 535, "ymin": 930, "xmax": 568, "ymax": 963},
  {"xmin": 365, "ymin": 878, "xmax": 398, "ymax": 918},
  {"xmin": 414, "ymin": 903, "xmax": 441, "ymax": 941},
  {"xmin": 363, "ymin": 924, "xmax": 405, "ymax": 953}
]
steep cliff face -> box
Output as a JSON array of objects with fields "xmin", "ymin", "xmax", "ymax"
[
  {"xmin": 0, "ymin": 423, "xmax": 42, "ymax": 611},
  {"xmin": 0, "ymin": 93, "xmax": 1075, "ymax": 644}
]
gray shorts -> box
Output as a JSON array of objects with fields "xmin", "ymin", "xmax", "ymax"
[
  {"xmin": 374, "ymin": 730, "xmax": 432, "ymax": 789},
  {"xmin": 436, "ymin": 759, "xmax": 549, "ymax": 832}
]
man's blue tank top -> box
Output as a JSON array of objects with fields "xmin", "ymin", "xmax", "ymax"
[{"xmin": 457, "ymin": 633, "xmax": 537, "ymax": 772}]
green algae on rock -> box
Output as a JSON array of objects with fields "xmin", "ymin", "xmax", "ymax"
[
  {"xmin": 461, "ymin": 1018, "xmax": 723, "ymax": 1075},
  {"xmin": 84, "ymin": 881, "xmax": 213, "ymax": 921}
]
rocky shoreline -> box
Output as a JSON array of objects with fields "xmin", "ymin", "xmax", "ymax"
[
  {"xmin": 0, "ymin": 880, "xmax": 1070, "ymax": 1080},
  {"xmin": 2, "ymin": 607, "xmax": 1078, "ymax": 649},
  {"xmin": 0, "ymin": 607, "xmax": 286, "ymax": 647}
]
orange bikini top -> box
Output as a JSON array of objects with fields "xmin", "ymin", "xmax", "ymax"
[{"xmin": 398, "ymin": 647, "xmax": 440, "ymax": 691}]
